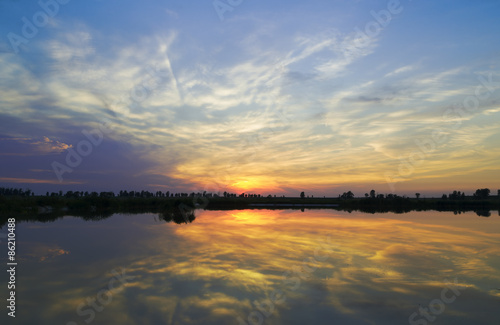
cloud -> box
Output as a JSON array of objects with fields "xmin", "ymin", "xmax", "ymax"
[
  {"xmin": 165, "ymin": 9, "xmax": 179, "ymax": 18},
  {"xmin": 34, "ymin": 136, "xmax": 73, "ymax": 153},
  {"xmin": 0, "ymin": 136, "xmax": 72, "ymax": 155},
  {"xmin": 315, "ymin": 30, "xmax": 378, "ymax": 76},
  {"xmin": 0, "ymin": 6, "xmax": 499, "ymax": 195},
  {"xmin": 0, "ymin": 177, "xmax": 83, "ymax": 185},
  {"xmin": 384, "ymin": 64, "xmax": 417, "ymax": 77}
]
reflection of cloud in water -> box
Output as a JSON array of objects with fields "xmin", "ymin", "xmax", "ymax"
[
  {"xmin": 20, "ymin": 242, "xmax": 70, "ymax": 262},
  {"xmin": 117, "ymin": 210, "xmax": 500, "ymax": 324},
  {"xmin": 7, "ymin": 210, "xmax": 499, "ymax": 325}
]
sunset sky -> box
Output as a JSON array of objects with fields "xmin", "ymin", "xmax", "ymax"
[{"xmin": 0, "ymin": 0, "xmax": 499, "ymax": 197}]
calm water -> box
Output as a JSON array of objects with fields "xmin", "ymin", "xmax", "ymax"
[{"xmin": 1, "ymin": 210, "xmax": 499, "ymax": 325}]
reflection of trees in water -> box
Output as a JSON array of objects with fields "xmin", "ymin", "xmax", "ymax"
[
  {"xmin": 159, "ymin": 204, "xmax": 196, "ymax": 224},
  {"xmin": 0, "ymin": 211, "xmax": 115, "ymax": 228},
  {"xmin": 475, "ymin": 210, "xmax": 491, "ymax": 217}
]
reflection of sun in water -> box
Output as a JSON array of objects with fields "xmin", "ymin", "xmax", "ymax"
[
  {"xmin": 229, "ymin": 210, "xmax": 277, "ymax": 225},
  {"xmin": 132, "ymin": 210, "xmax": 500, "ymax": 323},
  {"xmin": 231, "ymin": 210, "xmax": 252, "ymax": 221}
]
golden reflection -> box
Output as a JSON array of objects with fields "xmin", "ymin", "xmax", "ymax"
[
  {"xmin": 118, "ymin": 210, "xmax": 500, "ymax": 323},
  {"xmin": 11, "ymin": 210, "xmax": 500, "ymax": 324}
]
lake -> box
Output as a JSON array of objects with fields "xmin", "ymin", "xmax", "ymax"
[{"xmin": 1, "ymin": 209, "xmax": 499, "ymax": 325}]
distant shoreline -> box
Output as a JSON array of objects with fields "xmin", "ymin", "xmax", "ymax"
[{"xmin": 0, "ymin": 195, "xmax": 498, "ymax": 225}]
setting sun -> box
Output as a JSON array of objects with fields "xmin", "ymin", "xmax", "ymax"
[{"xmin": 227, "ymin": 177, "xmax": 282, "ymax": 194}]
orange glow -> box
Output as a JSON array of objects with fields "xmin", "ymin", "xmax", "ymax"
[
  {"xmin": 227, "ymin": 176, "xmax": 281, "ymax": 194},
  {"xmin": 230, "ymin": 180, "xmax": 251, "ymax": 191},
  {"xmin": 34, "ymin": 210, "xmax": 500, "ymax": 324}
]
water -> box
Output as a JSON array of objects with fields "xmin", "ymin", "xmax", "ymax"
[{"xmin": 1, "ymin": 210, "xmax": 499, "ymax": 325}]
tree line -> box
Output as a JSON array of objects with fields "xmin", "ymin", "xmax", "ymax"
[
  {"xmin": 0, "ymin": 188, "xmax": 240, "ymax": 199},
  {"xmin": 0, "ymin": 187, "xmax": 34, "ymax": 197},
  {"xmin": 1, "ymin": 187, "xmax": 498, "ymax": 200},
  {"xmin": 301, "ymin": 188, "xmax": 498, "ymax": 200}
]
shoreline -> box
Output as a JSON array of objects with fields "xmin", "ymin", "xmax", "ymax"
[{"xmin": 0, "ymin": 196, "xmax": 498, "ymax": 225}]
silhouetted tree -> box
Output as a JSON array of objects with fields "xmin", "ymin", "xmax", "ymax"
[
  {"xmin": 341, "ymin": 191, "xmax": 354, "ymax": 199},
  {"xmin": 474, "ymin": 188, "xmax": 490, "ymax": 199},
  {"xmin": 300, "ymin": 192, "xmax": 305, "ymax": 199},
  {"xmin": 0, "ymin": 187, "xmax": 33, "ymax": 197},
  {"xmin": 448, "ymin": 190, "xmax": 465, "ymax": 200},
  {"xmin": 415, "ymin": 193, "xmax": 420, "ymax": 199}
]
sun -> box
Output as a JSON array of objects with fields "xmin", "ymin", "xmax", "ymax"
[
  {"xmin": 230, "ymin": 180, "xmax": 254, "ymax": 192},
  {"xmin": 229, "ymin": 177, "xmax": 277, "ymax": 194}
]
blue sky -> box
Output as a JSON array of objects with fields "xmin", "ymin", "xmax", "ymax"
[{"xmin": 1, "ymin": 0, "xmax": 499, "ymax": 196}]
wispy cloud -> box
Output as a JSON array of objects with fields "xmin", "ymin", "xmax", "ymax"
[
  {"xmin": 0, "ymin": 136, "xmax": 72, "ymax": 155},
  {"xmin": 0, "ymin": 177, "xmax": 83, "ymax": 185},
  {"xmin": 0, "ymin": 1, "xmax": 499, "ymax": 194}
]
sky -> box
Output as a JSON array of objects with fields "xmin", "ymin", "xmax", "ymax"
[{"xmin": 0, "ymin": 0, "xmax": 499, "ymax": 197}]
